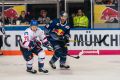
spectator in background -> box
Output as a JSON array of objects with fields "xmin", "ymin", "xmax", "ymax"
[
  {"xmin": 0, "ymin": 12, "xmax": 9, "ymax": 24},
  {"xmin": 107, "ymin": 0, "xmax": 115, "ymax": 5},
  {"xmin": 38, "ymin": 10, "xmax": 50, "ymax": 24},
  {"xmin": 17, "ymin": 11, "xmax": 30, "ymax": 24},
  {"xmin": 73, "ymin": 9, "xmax": 89, "ymax": 28},
  {"xmin": 40, "ymin": 10, "xmax": 44, "ymax": 16},
  {"xmin": 69, "ymin": 13, "xmax": 75, "ymax": 28},
  {"xmin": 96, "ymin": 0, "xmax": 103, "ymax": 4}
]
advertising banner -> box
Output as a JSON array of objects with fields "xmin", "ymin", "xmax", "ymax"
[
  {"xmin": 94, "ymin": 5, "xmax": 118, "ymax": 23},
  {"xmin": 0, "ymin": 5, "xmax": 25, "ymax": 21},
  {"xmin": 0, "ymin": 29, "xmax": 120, "ymax": 55}
]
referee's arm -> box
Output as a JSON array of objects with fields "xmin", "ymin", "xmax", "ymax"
[{"xmin": 0, "ymin": 27, "xmax": 7, "ymax": 37}]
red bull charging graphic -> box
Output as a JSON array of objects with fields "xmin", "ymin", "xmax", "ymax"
[
  {"xmin": 99, "ymin": 7, "xmax": 118, "ymax": 22},
  {"xmin": 5, "ymin": 8, "xmax": 19, "ymax": 21},
  {"xmin": 52, "ymin": 29, "xmax": 64, "ymax": 36},
  {"xmin": 94, "ymin": 5, "xmax": 118, "ymax": 23},
  {"xmin": 0, "ymin": 5, "xmax": 25, "ymax": 21}
]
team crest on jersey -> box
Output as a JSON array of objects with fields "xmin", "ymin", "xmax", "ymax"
[
  {"xmin": 65, "ymin": 26, "xmax": 69, "ymax": 29},
  {"xmin": 24, "ymin": 32, "xmax": 29, "ymax": 41},
  {"xmin": 52, "ymin": 29, "xmax": 64, "ymax": 36},
  {"xmin": 56, "ymin": 23, "xmax": 59, "ymax": 26},
  {"xmin": 24, "ymin": 32, "xmax": 28, "ymax": 36},
  {"xmin": 46, "ymin": 24, "xmax": 50, "ymax": 28},
  {"xmin": 50, "ymin": 20, "xmax": 53, "ymax": 23}
]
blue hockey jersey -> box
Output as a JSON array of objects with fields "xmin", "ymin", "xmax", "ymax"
[{"xmin": 44, "ymin": 19, "xmax": 70, "ymax": 41}]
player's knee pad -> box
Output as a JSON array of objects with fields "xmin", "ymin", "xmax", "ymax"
[
  {"xmin": 53, "ymin": 51, "xmax": 63, "ymax": 60},
  {"xmin": 54, "ymin": 45, "xmax": 63, "ymax": 53},
  {"xmin": 63, "ymin": 50, "xmax": 68, "ymax": 54},
  {"xmin": 38, "ymin": 50, "xmax": 45, "ymax": 66},
  {"xmin": 54, "ymin": 45, "xmax": 62, "ymax": 51},
  {"xmin": 52, "ymin": 45, "xmax": 63, "ymax": 59},
  {"xmin": 26, "ymin": 58, "xmax": 34, "ymax": 64},
  {"xmin": 26, "ymin": 58, "xmax": 34, "ymax": 69},
  {"xmin": 38, "ymin": 50, "xmax": 45, "ymax": 59},
  {"xmin": 61, "ymin": 54, "xmax": 67, "ymax": 58},
  {"xmin": 38, "ymin": 58, "xmax": 44, "ymax": 65}
]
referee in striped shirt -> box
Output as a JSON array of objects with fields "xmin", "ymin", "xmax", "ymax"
[{"xmin": 0, "ymin": 21, "xmax": 7, "ymax": 55}]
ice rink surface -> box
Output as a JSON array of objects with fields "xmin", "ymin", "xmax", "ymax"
[{"xmin": 0, "ymin": 55, "xmax": 120, "ymax": 80}]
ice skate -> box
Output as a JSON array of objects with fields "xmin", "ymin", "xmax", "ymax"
[
  {"xmin": 0, "ymin": 53, "xmax": 3, "ymax": 55},
  {"xmin": 60, "ymin": 65, "xmax": 70, "ymax": 69},
  {"xmin": 39, "ymin": 67, "xmax": 49, "ymax": 74},
  {"xmin": 49, "ymin": 61, "xmax": 56, "ymax": 69},
  {"xmin": 26, "ymin": 69, "xmax": 37, "ymax": 74}
]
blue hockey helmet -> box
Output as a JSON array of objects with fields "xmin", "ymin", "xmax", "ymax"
[
  {"xmin": 30, "ymin": 20, "xmax": 38, "ymax": 26},
  {"xmin": 60, "ymin": 11, "xmax": 68, "ymax": 18}
]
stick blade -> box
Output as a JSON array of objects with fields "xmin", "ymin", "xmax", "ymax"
[
  {"xmin": 75, "ymin": 56, "xmax": 80, "ymax": 59},
  {"xmin": 75, "ymin": 52, "xmax": 83, "ymax": 59}
]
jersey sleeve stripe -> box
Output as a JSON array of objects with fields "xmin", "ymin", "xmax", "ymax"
[
  {"xmin": 44, "ymin": 41, "xmax": 48, "ymax": 44},
  {"xmin": 23, "ymin": 41, "xmax": 27, "ymax": 45},
  {"xmin": 43, "ymin": 37, "xmax": 47, "ymax": 40},
  {"xmin": 28, "ymin": 41, "xmax": 34, "ymax": 47},
  {"xmin": 20, "ymin": 39, "xmax": 22, "ymax": 43}
]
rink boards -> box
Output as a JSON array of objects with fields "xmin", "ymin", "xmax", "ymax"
[{"xmin": 1, "ymin": 27, "xmax": 120, "ymax": 55}]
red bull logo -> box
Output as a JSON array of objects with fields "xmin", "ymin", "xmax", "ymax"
[
  {"xmin": 52, "ymin": 29, "xmax": 64, "ymax": 36},
  {"xmin": 5, "ymin": 8, "xmax": 19, "ymax": 21},
  {"xmin": 99, "ymin": 7, "xmax": 118, "ymax": 22}
]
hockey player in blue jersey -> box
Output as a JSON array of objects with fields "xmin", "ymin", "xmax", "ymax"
[{"xmin": 44, "ymin": 11, "xmax": 70, "ymax": 69}]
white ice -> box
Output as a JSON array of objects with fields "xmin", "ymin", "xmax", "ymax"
[{"xmin": 0, "ymin": 55, "xmax": 120, "ymax": 80}]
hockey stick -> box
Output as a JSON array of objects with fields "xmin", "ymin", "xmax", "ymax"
[
  {"xmin": 42, "ymin": 44, "xmax": 81, "ymax": 59},
  {"xmin": 57, "ymin": 35, "xmax": 107, "ymax": 43},
  {"xmin": 70, "ymin": 35, "xmax": 107, "ymax": 43},
  {"xmin": 69, "ymin": 35, "xmax": 107, "ymax": 43},
  {"xmin": 55, "ymin": 50, "xmax": 82, "ymax": 59}
]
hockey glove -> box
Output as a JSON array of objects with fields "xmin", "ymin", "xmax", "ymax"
[
  {"xmin": 64, "ymin": 36, "xmax": 69, "ymax": 43},
  {"xmin": 34, "ymin": 39, "xmax": 41, "ymax": 46},
  {"xmin": 43, "ymin": 43, "xmax": 53, "ymax": 51},
  {"xmin": 46, "ymin": 44, "xmax": 53, "ymax": 51}
]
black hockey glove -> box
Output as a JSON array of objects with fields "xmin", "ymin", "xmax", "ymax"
[
  {"xmin": 64, "ymin": 36, "xmax": 69, "ymax": 43},
  {"xmin": 34, "ymin": 39, "xmax": 41, "ymax": 46}
]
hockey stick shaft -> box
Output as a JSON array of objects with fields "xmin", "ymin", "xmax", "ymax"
[
  {"xmin": 42, "ymin": 44, "xmax": 79, "ymax": 59},
  {"xmin": 70, "ymin": 35, "xmax": 107, "ymax": 43},
  {"xmin": 69, "ymin": 35, "xmax": 107, "ymax": 43},
  {"xmin": 69, "ymin": 40, "xmax": 99, "ymax": 43},
  {"xmin": 54, "ymin": 35, "xmax": 107, "ymax": 43},
  {"xmin": 55, "ymin": 50, "xmax": 80, "ymax": 59}
]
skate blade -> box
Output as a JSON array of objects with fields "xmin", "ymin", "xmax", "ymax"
[
  {"xmin": 27, "ymin": 72, "xmax": 37, "ymax": 74},
  {"xmin": 39, "ymin": 72, "xmax": 49, "ymax": 75},
  {"xmin": 60, "ymin": 68, "xmax": 70, "ymax": 70}
]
